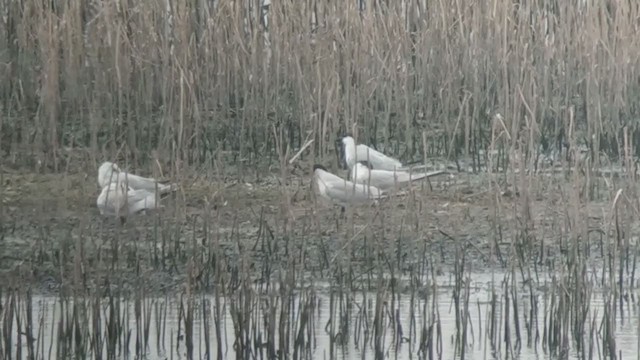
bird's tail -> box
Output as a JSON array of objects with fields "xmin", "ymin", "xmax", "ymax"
[
  {"xmin": 155, "ymin": 182, "xmax": 179, "ymax": 197},
  {"xmin": 411, "ymin": 170, "xmax": 450, "ymax": 181}
]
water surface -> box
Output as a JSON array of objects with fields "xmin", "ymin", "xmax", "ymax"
[{"xmin": 7, "ymin": 273, "xmax": 639, "ymax": 359}]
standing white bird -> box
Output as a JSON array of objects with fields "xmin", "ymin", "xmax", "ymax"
[
  {"xmin": 98, "ymin": 161, "xmax": 177, "ymax": 194},
  {"xmin": 337, "ymin": 135, "xmax": 403, "ymax": 171},
  {"xmin": 350, "ymin": 161, "xmax": 448, "ymax": 191},
  {"xmin": 96, "ymin": 179, "xmax": 162, "ymax": 222},
  {"xmin": 312, "ymin": 164, "xmax": 385, "ymax": 207}
]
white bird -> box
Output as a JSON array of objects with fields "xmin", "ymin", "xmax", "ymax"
[
  {"xmin": 96, "ymin": 179, "xmax": 163, "ymax": 222},
  {"xmin": 350, "ymin": 161, "xmax": 448, "ymax": 191},
  {"xmin": 312, "ymin": 164, "xmax": 385, "ymax": 207},
  {"xmin": 98, "ymin": 161, "xmax": 177, "ymax": 194},
  {"xmin": 337, "ymin": 135, "xmax": 403, "ymax": 171}
]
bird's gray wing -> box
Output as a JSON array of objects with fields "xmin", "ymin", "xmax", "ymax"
[
  {"xmin": 358, "ymin": 169, "xmax": 402, "ymax": 189},
  {"xmin": 320, "ymin": 170, "xmax": 349, "ymax": 184},
  {"xmin": 126, "ymin": 189, "xmax": 159, "ymax": 214},
  {"xmin": 126, "ymin": 188, "xmax": 157, "ymax": 203},
  {"xmin": 394, "ymin": 171, "xmax": 427, "ymax": 184},
  {"xmin": 356, "ymin": 145, "xmax": 403, "ymax": 171},
  {"xmin": 325, "ymin": 181, "xmax": 382, "ymax": 204},
  {"xmin": 120, "ymin": 172, "xmax": 176, "ymax": 193},
  {"xmin": 398, "ymin": 164, "xmax": 430, "ymax": 171}
]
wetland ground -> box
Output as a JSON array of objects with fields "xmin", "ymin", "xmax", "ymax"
[
  {"xmin": 0, "ymin": 157, "xmax": 605, "ymax": 293},
  {"xmin": 1, "ymin": 155, "xmax": 639, "ymax": 359}
]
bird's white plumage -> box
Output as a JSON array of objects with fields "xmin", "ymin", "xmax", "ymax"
[
  {"xmin": 313, "ymin": 165, "xmax": 384, "ymax": 206},
  {"xmin": 96, "ymin": 179, "xmax": 160, "ymax": 217},
  {"xmin": 350, "ymin": 161, "xmax": 446, "ymax": 190},
  {"xmin": 340, "ymin": 136, "xmax": 403, "ymax": 171},
  {"xmin": 98, "ymin": 161, "xmax": 177, "ymax": 194}
]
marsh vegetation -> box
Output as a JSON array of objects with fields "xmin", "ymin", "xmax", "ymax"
[{"xmin": 2, "ymin": 0, "xmax": 640, "ymax": 358}]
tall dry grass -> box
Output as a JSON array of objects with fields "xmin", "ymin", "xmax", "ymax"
[
  {"xmin": 1, "ymin": 0, "xmax": 639, "ymax": 174},
  {"xmin": 4, "ymin": 1, "xmax": 640, "ymax": 358}
]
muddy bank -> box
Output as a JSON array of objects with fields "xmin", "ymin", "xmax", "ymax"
[{"xmin": 0, "ymin": 164, "xmax": 623, "ymax": 294}]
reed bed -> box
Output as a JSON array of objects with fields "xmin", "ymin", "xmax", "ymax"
[
  {"xmin": 1, "ymin": 0, "xmax": 640, "ymax": 172},
  {"xmin": 2, "ymin": 0, "xmax": 640, "ymax": 359}
]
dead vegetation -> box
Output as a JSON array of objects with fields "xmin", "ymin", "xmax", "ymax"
[{"xmin": 2, "ymin": 0, "xmax": 640, "ymax": 358}]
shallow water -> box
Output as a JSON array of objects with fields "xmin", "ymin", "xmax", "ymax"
[{"xmin": 6, "ymin": 272, "xmax": 640, "ymax": 359}]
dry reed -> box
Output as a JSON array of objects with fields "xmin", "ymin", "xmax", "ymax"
[{"xmin": 2, "ymin": 0, "xmax": 640, "ymax": 359}]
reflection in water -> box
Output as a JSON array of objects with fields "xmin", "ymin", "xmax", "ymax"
[{"xmin": 7, "ymin": 274, "xmax": 640, "ymax": 359}]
